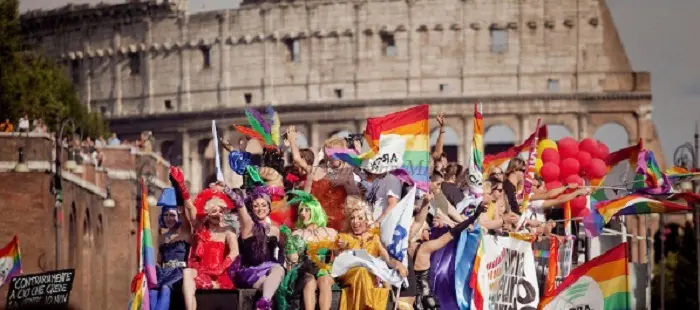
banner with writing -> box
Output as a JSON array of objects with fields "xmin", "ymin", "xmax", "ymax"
[
  {"xmin": 5, "ymin": 269, "xmax": 75, "ymax": 310},
  {"xmin": 532, "ymin": 237, "xmax": 575, "ymax": 297},
  {"xmin": 472, "ymin": 235, "xmax": 539, "ymax": 310}
]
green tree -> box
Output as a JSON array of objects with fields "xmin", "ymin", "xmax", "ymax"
[
  {"xmin": 674, "ymin": 221, "xmax": 698, "ymax": 309},
  {"xmin": 652, "ymin": 252, "xmax": 678, "ymax": 309},
  {"xmin": 0, "ymin": 0, "xmax": 108, "ymax": 138}
]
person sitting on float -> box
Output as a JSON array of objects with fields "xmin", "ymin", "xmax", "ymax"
[
  {"xmin": 149, "ymin": 181, "xmax": 192, "ymax": 310},
  {"xmin": 220, "ymin": 183, "xmax": 285, "ymax": 310},
  {"xmin": 171, "ymin": 168, "xmax": 241, "ymax": 310},
  {"xmin": 288, "ymin": 190, "xmax": 338, "ymax": 310}
]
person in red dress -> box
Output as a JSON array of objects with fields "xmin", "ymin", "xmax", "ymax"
[{"xmin": 170, "ymin": 167, "xmax": 243, "ymax": 310}]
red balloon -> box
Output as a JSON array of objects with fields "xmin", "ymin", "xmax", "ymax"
[
  {"xmin": 579, "ymin": 138, "xmax": 600, "ymax": 158},
  {"xmin": 585, "ymin": 158, "xmax": 607, "ymax": 179},
  {"xmin": 559, "ymin": 158, "xmax": 581, "ymax": 179},
  {"xmin": 571, "ymin": 195, "xmax": 589, "ymax": 217},
  {"xmin": 597, "ymin": 142, "xmax": 610, "ymax": 159},
  {"xmin": 565, "ymin": 174, "xmax": 584, "ymax": 186},
  {"xmin": 545, "ymin": 180, "xmax": 563, "ymax": 191},
  {"xmin": 557, "ymin": 137, "xmax": 579, "ymax": 159},
  {"xmin": 575, "ymin": 151, "xmax": 592, "ymax": 174},
  {"xmin": 540, "ymin": 162, "xmax": 561, "ymax": 182},
  {"xmin": 541, "ymin": 148, "xmax": 561, "ymax": 164}
]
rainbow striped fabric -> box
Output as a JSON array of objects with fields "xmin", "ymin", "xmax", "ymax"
[
  {"xmin": 364, "ymin": 104, "xmax": 430, "ymax": 190},
  {"xmin": 590, "ymin": 140, "xmax": 643, "ymax": 187},
  {"xmin": 466, "ymin": 103, "xmax": 484, "ymax": 195},
  {"xmin": 596, "ymin": 194, "xmax": 691, "ymax": 223},
  {"xmin": 128, "ymin": 179, "xmax": 157, "ymax": 310},
  {"xmin": 0, "ymin": 235, "xmax": 22, "ymax": 287},
  {"xmin": 520, "ymin": 120, "xmax": 542, "ymax": 212},
  {"xmin": 483, "ymin": 126, "xmax": 548, "ymax": 173},
  {"xmin": 635, "ymin": 150, "xmax": 665, "ymax": 188},
  {"xmin": 540, "ymin": 243, "xmax": 630, "ymax": 310}
]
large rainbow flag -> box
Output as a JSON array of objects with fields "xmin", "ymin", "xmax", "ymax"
[
  {"xmin": 128, "ymin": 179, "xmax": 157, "ymax": 310},
  {"xmin": 0, "ymin": 235, "xmax": 22, "ymax": 287},
  {"xmin": 539, "ymin": 243, "xmax": 630, "ymax": 310},
  {"xmin": 364, "ymin": 104, "xmax": 430, "ymax": 190},
  {"xmin": 590, "ymin": 140, "xmax": 643, "ymax": 187},
  {"xmin": 466, "ymin": 102, "xmax": 484, "ymax": 195},
  {"xmin": 596, "ymin": 194, "xmax": 691, "ymax": 223}
]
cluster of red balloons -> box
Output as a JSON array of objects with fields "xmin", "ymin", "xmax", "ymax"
[{"xmin": 536, "ymin": 137, "xmax": 610, "ymax": 216}]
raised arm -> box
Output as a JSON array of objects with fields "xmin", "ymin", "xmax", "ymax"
[
  {"xmin": 409, "ymin": 194, "xmax": 433, "ymax": 241},
  {"xmin": 417, "ymin": 204, "xmax": 484, "ymax": 257},
  {"xmin": 431, "ymin": 113, "xmax": 446, "ymax": 159},
  {"xmin": 170, "ymin": 166, "xmax": 198, "ymax": 233},
  {"xmin": 540, "ymin": 188, "xmax": 590, "ymax": 209},
  {"xmin": 222, "ymin": 184, "xmax": 255, "ymax": 238},
  {"xmin": 286, "ymin": 126, "xmax": 312, "ymax": 174}
]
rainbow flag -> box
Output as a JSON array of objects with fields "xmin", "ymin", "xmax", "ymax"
[
  {"xmin": 0, "ymin": 236, "xmax": 22, "ymax": 287},
  {"xmin": 325, "ymin": 148, "xmax": 363, "ymax": 167},
  {"xmin": 466, "ymin": 103, "xmax": 484, "ymax": 195},
  {"xmin": 520, "ymin": 120, "xmax": 542, "ymax": 211},
  {"xmin": 128, "ymin": 179, "xmax": 157, "ymax": 310},
  {"xmin": 539, "ymin": 243, "xmax": 630, "ymax": 310},
  {"xmin": 590, "ymin": 140, "xmax": 643, "ymax": 187},
  {"xmin": 483, "ymin": 125, "xmax": 549, "ymax": 173},
  {"xmin": 364, "ymin": 104, "xmax": 430, "ymax": 191},
  {"xmin": 596, "ymin": 194, "xmax": 691, "ymax": 223}
]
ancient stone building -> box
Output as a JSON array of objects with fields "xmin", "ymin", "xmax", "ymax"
[
  {"xmin": 0, "ymin": 133, "xmax": 170, "ymax": 310},
  {"xmin": 19, "ymin": 0, "xmax": 667, "ymax": 263}
]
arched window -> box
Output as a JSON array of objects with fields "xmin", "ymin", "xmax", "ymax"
[
  {"xmin": 484, "ymin": 125, "xmax": 516, "ymax": 155},
  {"xmin": 593, "ymin": 123, "xmax": 630, "ymax": 152},
  {"xmin": 68, "ymin": 203, "xmax": 77, "ymax": 267},
  {"xmin": 430, "ymin": 127, "xmax": 460, "ymax": 162},
  {"xmin": 546, "ymin": 124, "xmax": 574, "ymax": 141}
]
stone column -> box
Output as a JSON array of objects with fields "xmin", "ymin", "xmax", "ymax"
[
  {"xmin": 261, "ymin": 8, "xmax": 271, "ymax": 103},
  {"xmin": 577, "ymin": 113, "xmax": 588, "ymax": 140},
  {"xmin": 82, "ymin": 40, "xmax": 91, "ymax": 112},
  {"xmin": 218, "ymin": 12, "xmax": 231, "ymax": 107},
  {"xmin": 144, "ymin": 18, "xmax": 154, "ymax": 114},
  {"xmin": 518, "ymin": 114, "xmax": 529, "ymax": 143},
  {"xmin": 180, "ymin": 129, "xmax": 191, "ymax": 182},
  {"xmin": 113, "ymin": 26, "xmax": 123, "ymax": 115},
  {"xmin": 178, "ymin": 16, "xmax": 191, "ymax": 112},
  {"xmin": 309, "ymin": 122, "xmax": 320, "ymax": 151},
  {"xmin": 462, "ymin": 114, "xmax": 473, "ymax": 164}
]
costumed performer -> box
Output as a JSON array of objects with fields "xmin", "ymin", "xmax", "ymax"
[
  {"xmin": 275, "ymin": 227, "xmax": 318, "ymax": 310},
  {"xmin": 287, "ymin": 126, "xmax": 361, "ymax": 231},
  {"xmin": 223, "ymin": 184, "xmax": 285, "ymax": 310},
  {"xmin": 288, "ymin": 190, "xmax": 338, "ymax": 310},
  {"xmin": 172, "ymin": 167, "xmax": 241, "ymax": 310},
  {"xmin": 149, "ymin": 184, "xmax": 191, "ymax": 310},
  {"xmin": 333, "ymin": 199, "xmax": 408, "ymax": 310}
]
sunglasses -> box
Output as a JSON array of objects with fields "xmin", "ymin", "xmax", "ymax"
[{"xmin": 490, "ymin": 172, "xmax": 503, "ymax": 176}]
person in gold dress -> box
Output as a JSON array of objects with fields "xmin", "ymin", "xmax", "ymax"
[{"xmin": 333, "ymin": 199, "xmax": 408, "ymax": 310}]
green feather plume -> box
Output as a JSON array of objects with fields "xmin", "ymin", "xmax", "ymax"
[{"xmin": 245, "ymin": 110, "xmax": 273, "ymax": 145}]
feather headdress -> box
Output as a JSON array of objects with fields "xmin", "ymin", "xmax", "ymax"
[{"xmin": 234, "ymin": 107, "xmax": 282, "ymax": 149}]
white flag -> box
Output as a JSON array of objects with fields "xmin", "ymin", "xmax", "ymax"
[
  {"xmin": 361, "ymin": 134, "xmax": 406, "ymax": 175},
  {"xmin": 212, "ymin": 120, "xmax": 224, "ymax": 182},
  {"xmin": 379, "ymin": 185, "xmax": 416, "ymax": 268}
]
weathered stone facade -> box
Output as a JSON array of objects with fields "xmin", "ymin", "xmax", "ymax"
[{"xmin": 19, "ymin": 0, "xmax": 668, "ymax": 263}]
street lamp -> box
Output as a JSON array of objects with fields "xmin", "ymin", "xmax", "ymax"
[
  {"xmin": 103, "ymin": 184, "xmax": 116, "ymax": 208},
  {"xmin": 53, "ymin": 119, "xmax": 75, "ymax": 269}
]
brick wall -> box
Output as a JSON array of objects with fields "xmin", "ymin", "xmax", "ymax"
[{"xmin": 0, "ymin": 135, "xmax": 169, "ymax": 310}]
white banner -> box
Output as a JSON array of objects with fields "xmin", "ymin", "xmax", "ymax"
[{"xmin": 472, "ymin": 235, "xmax": 540, "ymax": 310}]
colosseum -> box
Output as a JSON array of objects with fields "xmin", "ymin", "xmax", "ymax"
[{"xmin": 20, "ymin": 0, "xmax": 663, "ymax": 263}]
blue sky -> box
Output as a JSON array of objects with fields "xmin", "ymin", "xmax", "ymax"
[{"xmin": 20, "ymin": 0, "xmax": 700, "ymax": 164}]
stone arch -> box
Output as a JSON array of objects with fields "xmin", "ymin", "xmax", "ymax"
[
  {"xmin": 82, "ymin": 207, "xmax": 93, "ymax": 309},
  {"xmin": 484, "ymin": 124, "xmax": 516, "ymax": 155},
  {"xmin": 586, "ymin": 113, "xmax": 637, "ymax": 144},
  {"xmin": 546, "ymin": 124, "xmax": 574, "ymax": 141},
  {"xmin": 95, "ymin": 214, "xmax": 105, "ymax": 309},
  {"xmin": 593, "ymin": 122, "xmax": 630, "ymax": 152},
  {"xmin": 160, "ymin": 140, "xmax": 180, "ymax": 166},
  {"xmin": 330, "ymin": 130, "xmax": 351, "ymax": 139},
  {"xmin": 69, "ymin": 203, "xmax": 77, "ymax": 268},
  {"xmin": 431, "ymin": 126, "xmax": 460, "ymax": 162}
]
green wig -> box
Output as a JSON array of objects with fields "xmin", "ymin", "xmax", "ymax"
[{"xmin": 288, "ymin": 190, "xmax": 328, "ymax": 229}]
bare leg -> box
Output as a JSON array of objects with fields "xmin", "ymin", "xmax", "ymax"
[
  {"xmin": 182, "ymin": 268, "xmax": 198, "ymax": 310},
  {"xmin": 260, "ymin": 265, "xmax": 285, "ymax": 300},
  {"xmin": 317, "ymin": 275, "xmax": 335, "ymax": 310},
  {"xmin": 303, "ymin": 275, "xmax": 318, "ymax": 310}
]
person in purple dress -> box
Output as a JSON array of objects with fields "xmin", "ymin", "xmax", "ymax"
[
  {"xmin": 221, "ymin": 184, "xmax": 285, "ymax": 310},
  {"xmin": 149, "ymin": 186, "xmax": 191, "ymax": 310}
]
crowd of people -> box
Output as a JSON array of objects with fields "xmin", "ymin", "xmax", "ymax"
[{"xmin": 145, "ymin": 112, "xmax": 590, "ymax": 310}]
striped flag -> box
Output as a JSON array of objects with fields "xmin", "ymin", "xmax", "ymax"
[
  {"xmin": 520, "ymin": 120, "xmax": 542, "ymax": 212},
  {"xmin": 596, "ymin": 194, "xmax": 691, "ymax": 223},
  {"xmin": 128, "ymin": 179, "xmax": 157, "ymax": 310},
  {"xmin": 467, "ymin": 102, "xmax": 484, "ymax": 196}
]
